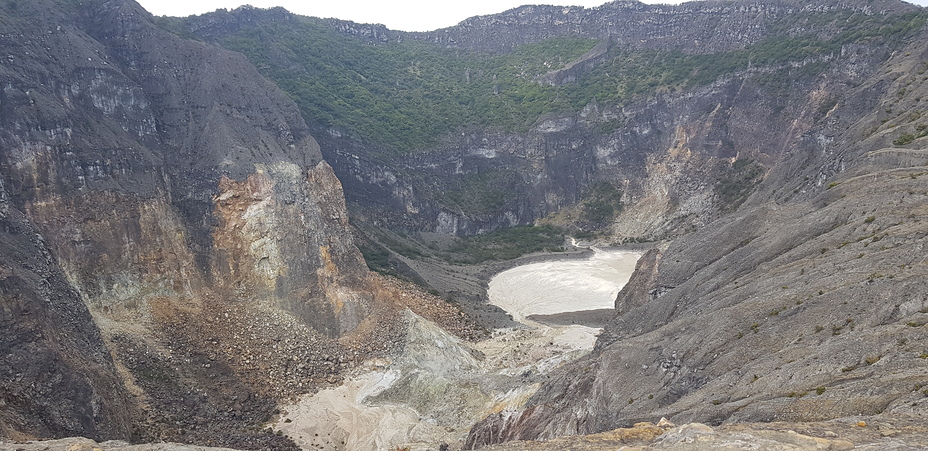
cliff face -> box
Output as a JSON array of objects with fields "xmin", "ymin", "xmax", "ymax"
[
  {"xmin": 0, "ymin": 178, "xmax": 131, "ymax": 441},
  {"xmin": 186, "ymin": 0, "xmax": 923, "ymax": 241},
  {"xmin": 467, "ymin": 27, "xmax": 928, "ymax": 448},
  {"xmin": 313, "ymin": 0, "xmax": 914, "ymax": 54},
  {"xmin": 320, "ymin": 40, "xmax": 888, "ymax": 239},
  {"xmin": 409, "ymin": 0, "xmax": 910, "ymax": 53},
  {"xmin": 0, "ymin": 0, "xmax": 373, "ymax": 444}
]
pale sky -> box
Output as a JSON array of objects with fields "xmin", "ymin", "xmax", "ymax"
[
  {"xmin": 136, "ymin": 0, "xmax": 928, "ymax": 32},
  {"xmin": 136, "ymin": 0, "xmax": 677, "ymax": 32}
]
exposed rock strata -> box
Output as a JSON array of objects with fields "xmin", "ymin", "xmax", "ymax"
[
  {"xmin": 187, "ymin": 0, "xmax": 922, "ymax": 240},
  {"xmin": 467, "ymin": 27, "xmax": 928, "ymax": 448},
  {"xmin": 0, "ymin": 0, "xmax": 384, "ymax": 445},
  {"xmin": 0, "ymin": 179, "xmax": 131, "ymax": 441},
  {"xmin": 408, "ymin": 0, "xmax": 914, "ymax": 53}
]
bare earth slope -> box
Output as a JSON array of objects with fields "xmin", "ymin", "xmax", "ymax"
[
  {"xmin": 468, "ymin": 24, "xmax": 928, "ymax": 449},
  {"xmin": 0, "ymin": 0, "xmax": 477, "ymax": 447},
  {"xmin": 0, "ymin": 180, "xmax": 131, "ymax": 441}
]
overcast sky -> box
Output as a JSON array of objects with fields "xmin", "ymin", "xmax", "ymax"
[
  {"xmin": 136, "ymin": 0, "xmax": 654, "ymax": 31},
  {"xmin": 136, "ymin": 0, "xmax": 928, "ymax": 32}
]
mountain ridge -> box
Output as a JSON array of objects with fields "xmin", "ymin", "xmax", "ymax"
[
  {"xmin": 0, "ymin": 0, "xmax": 463, "ymax": 446},
  {"xmin": 2, "ymin": 0, "xmax": 928, "ymax": 449},
  {"xmin": 170, "ymin": 0, "xmax": 927, "ymax": 242}
]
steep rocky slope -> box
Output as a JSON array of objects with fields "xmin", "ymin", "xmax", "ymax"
[
  {"xmin": 4, "ymin": 0, "xmax": 928, "ymax": 449},
  {"xmin": 467, "ymin": 25, "xmax": 928, "ymax": 448},
  {"xmin": 0, "ymin": 178, "xmax": 131, "ymax": 441},
  {"xmin": 172, "ymin": 0, "xmax": 925, "ymax": 248},
  {"xmin": 408, "ymin": 0, "xmax": 915, "ymax": 53},
  {"xmin": 0, "ymin": 0, "xmax": 478, "ymax": 446}
]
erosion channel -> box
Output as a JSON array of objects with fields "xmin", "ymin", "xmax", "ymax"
[{"xmin": 274, "ymin": 249, "xmax": 642, "ymax": 450}]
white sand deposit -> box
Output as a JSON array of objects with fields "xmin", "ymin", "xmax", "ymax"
[
  {"xmin": 276, "ymin": 368, "xmax": 452, "ymax": 450},
  {"xmin": 276, "ymin": 248, "xmax": 641, "ymax": 451}
]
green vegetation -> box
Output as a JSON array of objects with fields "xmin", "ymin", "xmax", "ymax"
[
  {"xmin": 356, "ymin": 240, "xmax": 398, "ymax": 276},
  {"xmin": 448, "ymin": 225, "xmax": 565, "ymax": 263},
  {"xmin": 358, "ymin": 222, "xmax": 567, "ymax": 268},
  {"xmin": 135, "ymin": 363, "xmax": 174, "ymax": 383},
  {"xmin": 895, "ymin": 133, "xmax": 917, "ymax": 146},
  {"xmin": 715, "ymin": 159, "xmax": 765, "ymax": 212},
  {"xmin": 894, "ymin": 124, "xmax": 928, "ymax": 145},
  {"xmin": 579, "ymin": 182, "xmax": 624, "ymax": 226},
  {"xmin": 206, "ymin": 14, "xmax": 594, "ymax": 153},
  {"xmin": 164, "ymin": 7, "xmax": 927, "ymax": 154},
  {"xmin": 443, "ymin": 170, "xmax": 523, "ymax": 216}
]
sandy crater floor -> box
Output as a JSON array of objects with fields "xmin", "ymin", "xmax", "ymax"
[{"xmin": 276, "ymin": 249, "xmax": 642, "ymax": 450}]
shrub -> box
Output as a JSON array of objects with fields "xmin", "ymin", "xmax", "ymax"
[
  {"xmin": 715, "ymin": 159, "xmax": 765, "ymax": 212},
  {"xmin": 894, "ymin": 133, "xmax": 916, "ymax": 146},
  {"xmin": 448, "ymin": 225, "xmax": 565, "ymax": 263},
  {"xmin": 579, "ymin": 182, "xmax": 624, "ymax": 226}
]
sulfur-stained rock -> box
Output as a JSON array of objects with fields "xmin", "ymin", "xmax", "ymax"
[{"xmin": 0, "ymin": 0, "xmax": 378, "ymax": 446}]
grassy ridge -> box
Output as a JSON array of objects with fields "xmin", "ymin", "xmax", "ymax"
[
  {"xmin": 212, "ymin": 16, "xmax": 594, "ymax": 153},
  {"xmin": 175, "ymin": 9, "xmax": 927, "ymax": 155}
]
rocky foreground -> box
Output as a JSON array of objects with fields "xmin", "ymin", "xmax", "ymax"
[
  {"xmin": 478, "ymin": 416, "xmax": 928, "ymax": 450},
  {"xmin": 6, "ymin": 415, "xmax": 928, "ymax": 451}
]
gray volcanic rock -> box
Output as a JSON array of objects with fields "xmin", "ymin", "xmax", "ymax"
[
  {"xmin": 409, "ymin": 0, "xmax": 914, "ymax": 53},
  {"xmin": 466, "ymin": 26, "xmax": 928, "ymax": 448},
  {"xmin": 472, "ymin": 416, "xmax": 928, "ymax": 450},
  {"xmin": 188, "ymin": 0, "xmax": 923, "ymax": 240},
  {"xmin": 0, "ymin": 437, "xmax": 242, "ymax": 451},
  {"xmin": 0, "ymin": 179, "xmax": 132, "ymax": 440},
  {"xmin": 0, "ymin": 0, "xmax": 373, "ymax": 445},
  {"xmin": 0, "ymin": 0, "xmax": 365, "ymax": 325}
]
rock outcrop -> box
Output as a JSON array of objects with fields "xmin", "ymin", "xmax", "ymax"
[
  {"xmin": 0, "ymin": 0, "xmax": 380, "ymax": 445},
  {"xmin": 466, "ymin": 21, "xmax": 928, "ymax": 448},
  {"xmin": 0, "ymin": 179, "xmax": 131, "ymax": 441},
  {"xmin": 408, "ymin": 0, "xmax": 915, "ymax": 53},
  {"xmin": 182, "ymin": 0, "xmax": 924, "ymax": 241}
]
